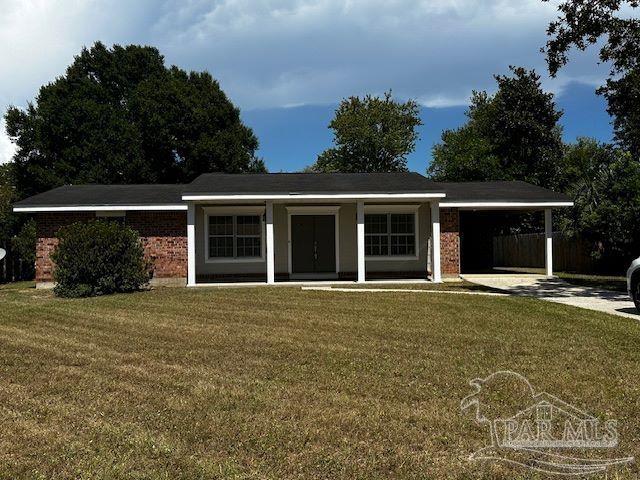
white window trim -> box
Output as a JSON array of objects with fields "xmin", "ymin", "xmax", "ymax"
[
  {"xmin": 363, "ymin": 205, "xmax": 420, "ymax": 261},
  {"xmin": 286, "ymin": 205, "xmax": 340, "ymax": 276},
  {"xmin": 203, "ymin": 206, "xmax": 266, "ymax": 264}
]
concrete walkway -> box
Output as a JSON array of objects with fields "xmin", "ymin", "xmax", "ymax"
[
  {"xmin": 300, "ymin": 286, "xmax": 506, "ymax": 296},
  {"xmin": 462, "ymin": 274, "xmax": 639, "ymax": 320}
]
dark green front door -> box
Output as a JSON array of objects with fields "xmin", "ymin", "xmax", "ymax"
[{"xmin": 291, "ymin": 215, "xmax": 336, "ymax": 274}]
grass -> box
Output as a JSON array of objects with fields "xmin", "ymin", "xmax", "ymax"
[
  {"xmin": 494, "ymin": 267, "xmax": 628, "ymax": 292},
  {"xmin": 0, "ymin": 284, "xmax": 639, "ymax": 479},
  {"xmin": 556, "ymin": 272, "xmax": 628, "ymax": 292}
]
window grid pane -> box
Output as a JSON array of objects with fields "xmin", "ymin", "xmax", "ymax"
[
  {"xmin": 365, "ymin": 214, "xmax": 388, "ymax": 234},
  {"xmin": 236, "ymin": 216, "xmax": 261, "ymax": 236},
  {"xmin": 236, "ymin": 215, "xmax": 261, "ymax": 258},
  {"xmin": 365, "ymin": 234, "xmax": 389, "ymax": 256},
  {"xmin": 209, "ymin": 216, "xmax": 234, "ymax": 258},
  {"xmin": 209, "ymin": 215, "xmax": 262, "ymax": 259},
  {"xmin": 390, "ymin": 234, "xmax": 415, "ymax": 256},
  {"xmin": 391, "ymin": 214, "xmax": 414, "ymax": 234},
  {"xmin": 365, "ymin": 212, "xmax": 416, "ymax": 257},
  {"xmin": 210, "ymin": 216, "xmax": 233, "ymax": 235},
  {"xmin": 236, "ymin": 234, "xmax": 261, "ymax": 257},
  {"xmin": 209, "ymin": 236, "xmax": 233, "ymax": 258}
]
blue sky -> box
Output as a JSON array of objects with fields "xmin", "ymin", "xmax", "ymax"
[{"xmin": 0, "ymin": 0, "xmax": 613, "ymax": 171}]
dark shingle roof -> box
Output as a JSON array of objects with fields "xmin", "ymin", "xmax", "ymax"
[
  {"xmin": 436, "ymin": 181, "xmax": 571, "ymax": 203},
  {"xmin": 13, "ymin": 174, "xmax": 572, "ymax": 209},
  {"xmin": 13, "ymin": 184, "xmax": 185, "ymax": 208},
  {"xmin": 185, "ymin": 172, "xmax": 441, "ymax": 195}
]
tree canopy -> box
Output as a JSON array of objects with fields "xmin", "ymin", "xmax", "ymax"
[
  {"xmin": 557, "ymin": 138, "xmax": 640, "ymax": 269},
  {"xmin": 543, "ymin": 0, "xmax": 640, "ymax": 155},
  {"xmin": 428, "ymin": 67, "xmax": 564, "ymax": 188},
  {"xmin": 5, "ymin": 42, "xmax": 264, "ymax": 198},
  {"xmin": 310, "ymin": 91, "xmax": 421, "ymax": 173}
]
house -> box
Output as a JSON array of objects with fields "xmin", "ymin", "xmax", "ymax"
[{"xmin": 13, "ymin": 172, "xmax": 573, "ymax": 287}]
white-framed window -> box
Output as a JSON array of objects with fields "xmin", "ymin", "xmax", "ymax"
[
  {"xmin": 204, "ymin": 207, "xmax": 265, "ymax": 262},
  {"xmin": 364, "ymin": 208, "xmax": 419, "ymax": 259}
]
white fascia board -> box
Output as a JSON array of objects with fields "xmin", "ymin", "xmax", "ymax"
[
  {"xmin": 182, "ymin": 193, "xmax": 446, "ymax": 201},
  {"xmin": 439, "ymin": 201, "xmax": 574, "ymax": 208},
  {"xmin": 13, "ymin": 204, "xmax": 188, "ymax": 212}
]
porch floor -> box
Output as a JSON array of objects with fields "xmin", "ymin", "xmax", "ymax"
[{"xmin": 189, "ymin": 278, "xmax": 459, "ymax": 288}]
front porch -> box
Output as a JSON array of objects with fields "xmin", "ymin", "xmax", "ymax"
[{"xmin": 186, "ymin": 200, "xmax": 445, "ymax": 286}]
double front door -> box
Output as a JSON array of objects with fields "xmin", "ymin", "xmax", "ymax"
[{"xmin": 291, "ymin": 215, "xmax": 336, "ymax": 274}]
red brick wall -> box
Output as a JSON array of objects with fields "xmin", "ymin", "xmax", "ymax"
[
  {"xmin": 126, "ymin": 212, "xmax": 187, "ymax": 279},
  {"xmin": 35, "ymin": 213, "xmax": 93, "ymax": 283},
  {"xmin": 440, "ymin": 207, "xmax": 460, "ymax": 275},
  {"xmin": 34, "ymin": 211, "xmax": 187, "ymax": 283}
]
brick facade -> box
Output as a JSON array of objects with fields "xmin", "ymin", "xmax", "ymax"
[
  {"xmin": 126, "ymin": 212, "xmax": 187, "ymax": 279},
  {"xmin": 440, "ymin": 207, "xmax": 460, "ymax": 276},
  {"xmin": 34, "ymin": 211, "xmax": 187, "ymax": 284}
]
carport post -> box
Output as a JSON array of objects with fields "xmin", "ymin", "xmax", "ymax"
[
  {"xmin": 357, "ymin": 200, "xmax": 365, "ymax": 283},
  {"xmin": 187, "ymin": 202, "xmax": 196, "ymax": 286},
  {"xmin": 545, "ymin": 208, "xmax": 553, "ymax": 277},
  {"xmin": 431, "ymin": 201, "xmax": 442, "ymax": 283},
  {"xmin": 266, "ymin": 200, "xmax": 275, "ymax": 284}
]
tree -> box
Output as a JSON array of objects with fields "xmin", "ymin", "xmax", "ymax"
[
  {"xmin": 311, "ymin": 91, "xmax": 421, "ymax": 172},
  {"xmin": 0, "ymin": 163, "xmax": 35, "ymax": 279},
  {"xmin": 52, "ymin": 220, "xmax": 152, "ymax": 297},
  {"xmin": 5, "ymin": 42, "xmax": 264, "ymax": 198},
  {"xmin": 544, "ymin": 0, "xmax": 640, "ymax": 78},
  {"xmin": 601, "ymin": 69, "xmax": 640, "ymax": 157},
  {"xmin": 557, "ymin": 138, "xmax": 640, "ymax": 270},
  {"xmin": 543, "ymin": 0, "xmax": 640, "ymax": 154},
  {"xmin": 428, "ymin": 67, "xmax": 564, "ymax": 188},
  {"xmin": 0, "ymin": 164, "xmax": 16, "ymax": 243}
]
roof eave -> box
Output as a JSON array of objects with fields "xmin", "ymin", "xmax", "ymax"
[
  {"xmin": 13, "ymin": 204, "xmax": 188, "ymax": 213},
  {"xmin": 439, "ymin": 201, "xmax": 574, "ymax": 209},
  {"xmin": 181, "ymin": 192, "xmax": 447, "ymax": 201}
]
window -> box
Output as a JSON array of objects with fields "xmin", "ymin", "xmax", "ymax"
[
  {"xmin": 208, "ymin": 215, "xmax": 262, "ymax": 259},
  {"xmin": 365, "ymin": 213, "xmax": 416, "ymax": 257},
  {"xmin": 96, "ymin": 212, "xmax": 125, "ymax": 225}
]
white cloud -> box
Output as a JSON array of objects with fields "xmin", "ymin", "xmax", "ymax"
[
  {"xmin": 0, "ymin": 121, "xmax": 16, "ymax": 165},
  {"xmin": 154, "ymin": 0, "xmax": 608, "ymax": 109},
  {"xmin": 0, "ymin": 0, "xmax": 609, "ymax": 119}
]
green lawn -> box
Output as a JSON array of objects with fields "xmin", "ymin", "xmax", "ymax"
[
  {"xmin": 494, "ymin": 267, "xmax": 628, "ymax": 292},
  {"xmin": 556, "ymin": 272, "xmax": 628, "ymax": 292},
  {"xmin": 0, "ymin": 284, "xmax": 638, "ymax": 479}
]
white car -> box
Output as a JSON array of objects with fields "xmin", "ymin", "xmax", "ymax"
[{"xmin": 627, "ymin": 257, "xmax": 640, "ymax": 311}]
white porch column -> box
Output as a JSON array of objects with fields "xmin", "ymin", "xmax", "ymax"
[
  {"xmin": 266, "ymin": 200, "xmax": 275, "ymax": 284},
  {"xmin": 431, "ymin": 201, "xmax": 442, "ymax": 283},
  {"xmin": 187, "ymin": 202, "xmax": 196, "ymax": 286},
  {"xmin": 545, "ymin": 208, "xmax": 553, "ymax": 277},
  {"xmin": 356, "ymin": 200, "xmax": 365, "ymax": 283}
]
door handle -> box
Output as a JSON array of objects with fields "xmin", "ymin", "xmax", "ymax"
[{"xmin": 313, "ymin": 241, "xmax": 318, "ymax": 260}]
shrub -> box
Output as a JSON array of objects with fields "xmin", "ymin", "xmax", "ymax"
[{"xmin": 51, "ymin": 220, "xmax": 151, "ymax": 298}]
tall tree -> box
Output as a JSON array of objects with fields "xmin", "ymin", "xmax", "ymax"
[
  {"xmin": 557, "ymin": 138, "xmax": 640, "ymax": 269},
  {"xmin": 311, "ymin": 91, "xmax": 421, "ymax": 172},
  {"xmin": 428, "ymin": 67, "xmax": 564, "ymax": 188},
  {"xmin": 543, "ymin": 0, "xmax": 640, "ymax": 155},
  {"xmin": 5, "ymin": 42, "xmax": 264, "ymax": 198}
]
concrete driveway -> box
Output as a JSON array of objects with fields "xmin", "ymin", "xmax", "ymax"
[{"xmin": 462, "ymin": 274, "xmax": 640, "ymax": 320}]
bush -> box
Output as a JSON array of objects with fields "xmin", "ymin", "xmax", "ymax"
[{"xmin": 51, "ymin": 220, "xmax": 151, "ymax": 298}]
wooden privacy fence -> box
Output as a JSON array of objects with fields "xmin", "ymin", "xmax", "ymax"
[
  {"xmin": 493, "ymin": 232, "xmax": 597, "ymax": 273},
  {"xmin": 0, "ymin": 243, "xmax": 33, "ymax": 283}
]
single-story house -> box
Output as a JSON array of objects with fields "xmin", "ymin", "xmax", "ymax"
[{"xmin": 13, "ymin": 172, "xmax": 573, "ymax": 288}]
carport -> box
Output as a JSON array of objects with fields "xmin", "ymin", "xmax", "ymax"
[
  {"xmin": 437, "ymin": 181, "xmax": 573, "ymax": 277},
  {"xmin": 458, "ymin": 209, "xmax": 550, "ymax": 274}
]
